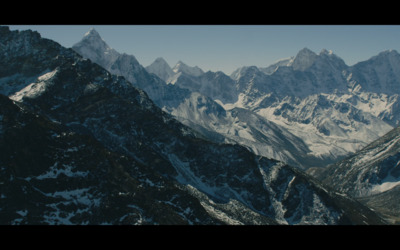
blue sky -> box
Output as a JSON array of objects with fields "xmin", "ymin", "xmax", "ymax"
[{"xmin": 7, "ymin": 25, "xmax": 400, "ymax": 75}]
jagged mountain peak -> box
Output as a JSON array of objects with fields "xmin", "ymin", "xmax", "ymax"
[
  {"xmin": 73, "ymin": 29, "xmax": 121, "ymax": 75},
  {"xmin": 292, "ymin": 47, "xmax": 348, "ymax": 71},
  {"xmin": 319, "ymin": 48, "xmax": 333, "ymax": 55},
  {"xmin": 369, "ymin": 49, "xmax": 400, "ymax": 62},
  {"xmin": 260, "ymin": 48, "xmax": 344, "ymax": 75},
  {"xmin": 73, "ymin": 28, "xmax": 116, "ymax": 55},
  {"xmin": 84, "ymin": 28, "xmax": 101, "ymax": 39},
  {"xmin": 175, "ymin": 60, "xmax": 185, "ymax": 66},
  {"xmin": 154, "ymin": 57, "xmax": 170, "ymax": 65},
  {"xmin": 298, "ymin": 47, "xmax": 316, "ymax": 54},
  {"xmin": 145, "ymin": 57, "xmax": 174, "ymax": 82},
  {"xmin": 172, "ymin": 60, "xmax": 186, "ymax": 70},
  {"xmin": 292, "ymin": 47, "xmax": 318, "ymax": 71},
  {"xmin": 318, "ymin": 48, "xmax": 345, "ymax": 62},
  {"xmin": 379, "ymin": 49, "xmax": 399, "ymax": 56},
  {"xmin": 350, "ymin": 49, "xmax": 400, "ymax": 68},
  {"xmin": 78, "ymin": 28, "xmax": 108, "ymax": 48},
  {"xmin": 148, "ymin": 57, "xmax": 172, "ymax": 70},
  {"xmin": 172, "ymin": 61, "xmax": 204, "ymax": 76},
  {"xmin": 1, "ymin": 26, "xmax": 41, "ymax": 40},
  {"xmin": 259, "ymin": 57, "xmax": 294, "ymax": 75},
  {"xmin": 230, "ymin": 65, "xmax": 262, "ymax": 80}
]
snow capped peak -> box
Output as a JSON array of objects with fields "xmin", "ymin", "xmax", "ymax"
[
  {"xmin": 84, "ymin": 28, "xmax": 101, "ymax": 38},
  {"xmin": 154, "ymin": 57, "xmax": 169, "ymax": 64},
  {"xmin": 151, "ymin": 57, "xmax": 171, "ymax": 68},
  {"xmin": 73, "ymin": 29, "xmax": 120, "ymax": 69},
  {"xmin": 145, "ymin": 57, "xmax": 174, "ymax": 82},
  {"xmin": 317, "ymin": 49, "xmax": 348, "ymax": 69},
  {"xmin": 297, "ymin": 47, "xmax": 317, "ymax": 56},
  {"xmin": 230, "ymin": 66, "xmax": 261, "ymax": 80},
  {"xmin": 292, "ymin": 47, "xmax": 318, "ymax": 71},
  {"xmin": 275, "ymin": 56, "xmax": 295, "ymax": 65},
  {"xmin": 80, "ymin": 28, "xmax": 109, "ymax": 48},
  {"xmin": 259, "ymin": 57, "xmax": 294, "ymax": 75},
  {"xmin": 320, "ymin": 49, "xmax": 333, "ymax": 55},
  {"xmin": 318, "ymin": 49, "xmax": 344, "ymax": 61},
  {"xmin": 172, "ymin": 61, "xmax": 204, "ymax": 76},
  {"xmin": 354, "ymin": 49, "xmax": 400, "ymax": 71},
  {"xmin": 241, "ymin": 65, "xmax": 260, "ymax": 74},
  {"xmin": 375, "ymin": 49, "xmax": 400, "ymax": 60},
  {"xmin": 291, "ymin": 48, "xmax": 347, "ymax": 71},
  {"xmin": 173, "ymin": 60, "xmax": 188, "ymax": 71},
  {"xmin": 381, "ymin": 49, "xmax": 398, "ymax": 55},
  {"xmin": 76, "ymin": 28, "xmax": 110, "ymax": 51}
]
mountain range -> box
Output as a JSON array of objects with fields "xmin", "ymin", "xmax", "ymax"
[
  {"xmin": 0, "ymin": 25, "xmax": 399, "ymax": 224},
  {"xmin": 73, "ymin": 28, "xmax": 400, "ymax": 171},
  {"xmin": 71, "ymin": 28, "xmax": 400, "ymax": 223}
]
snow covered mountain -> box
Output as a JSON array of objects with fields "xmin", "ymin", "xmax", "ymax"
[
  {"xmin": 169, "ymin": 69, "xmax": 239, "ymax": 104},
  {"xmin": 71, "ymin": 28, "xmax": 120, "ymax": 70},
  {"xmin": 169, "ymin": 92, "xmax": 315, "ymax": 168},
  {"xmin": 146, "ymin": 58, "xmax": 205, "ymax": 85},
  {"xmin": 348, "ymin": 49, "xmax": 400, "ymax": 96},
  {"xmin": 72, "ymin": 28, "xmax": 167, "ymax": 106},
  {"xmin": 72, "ymin": 29, "xmax": 319, "ymax": 169},
  {"xmin": 231, "ymin": 48, "xmax": 348, "ymax": 102},
  {"xmin": 72, "ymin": 29, "xmax": 400, "ymax": 172},
  {"xmin": 258, "ymin": 56, "xmax": 294, "ymax": 75},
  {"xmin": 172, "ymin": 61, "xmax": 204, "ymax": 77},
  {"xmin": 145, "ymin": 57, "xmax": 175, "ymax": 82},
  {"xmin": 313, "ymin": 126, "xmax": 400, "ymax": 224},
  {"xmin": 146, "ymin": 57, "xmax": 237, "ymax": 103},
  {"xmin": 346, "ymin": 50, "xmax": 400, "ymax": 127},
  {"xmin": 222, "ymin": 48, "xmax": 400, "ymax": 168},
  {"xmin": 0, "ymin": 26, "xmax": 386, "ymax": 225}
]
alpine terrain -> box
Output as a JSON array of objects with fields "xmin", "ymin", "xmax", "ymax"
[
  {"xmin": 73, "ymin": 29, "xmax": 323, "ymax": 169},
  {"xmin": 0, "ymin": 26, "xmax": 388, "ymax": 225},
  {"xmin": 313, "ymin": 125, "xmax": 400, "ymax": 224},
  {"xmin": 73, "ymin": 29, "xmax": 400, "ymax": 172}
]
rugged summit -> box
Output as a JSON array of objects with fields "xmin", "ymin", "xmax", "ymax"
[
  {"xmin": 72, "ymin": 29, "xmax": 167, "ymax": 105},
  {"xmin": 291, "ymin": 47, "xmax": 318, "ymax": 71},
  {"xmin": 71, "ymin": 28, "xmax": 119, "ymax": 70},
  {"xmin": 145, "ymin": 57, "xmax": 174, "ymax": 82},
  {"xmin": 172, "ymin": 61, "xmax": 204, "ymax": 77},
  {"xmin": 0, "ymin": 26, "xmax": 386, "ymax": 225},
  {"xmin": 226, "ymin": 48, "xmax": 400, "ymax": 168}
]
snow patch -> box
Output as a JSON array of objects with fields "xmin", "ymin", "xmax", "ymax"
[
  {"xmin": 36, "ymin": 162, "xmax": 89, "ymax": 180},
  {"xmin": 10, "ymin": 69, "xmax": 58, "ymax": 101},
  {"xmin": 371, "ymin": 181, "xmax": 400, "ymax": 194},
  {"xmin": 200, "ymin": 200, "xmax": 243, "ymax": 225},
  {"xmin": 16, "ymin": 209, "xmax": 28, "ymax": 217}
]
